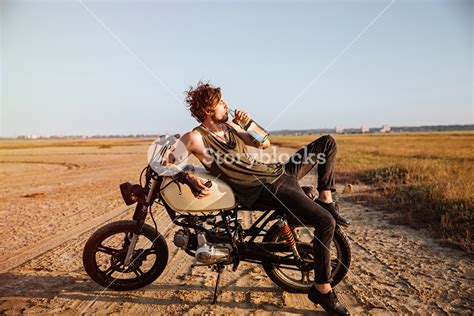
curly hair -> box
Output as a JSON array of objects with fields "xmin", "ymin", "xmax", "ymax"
[{"xmin": 185, "ymin": 81, "xmax": 221, "ymax": 123}]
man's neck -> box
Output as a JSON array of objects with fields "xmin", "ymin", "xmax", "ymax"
[{"xmin": 202, "ymin": 119, "xmax": 225, "ymax": 133}]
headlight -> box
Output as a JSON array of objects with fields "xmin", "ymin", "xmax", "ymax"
[{"xmin": 119, "ymin": 182, "xmax": 145, "ymax": 205}]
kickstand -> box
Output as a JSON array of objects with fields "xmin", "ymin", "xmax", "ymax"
[{"xmin": 212, "ymin": 264, "xmax": 225, "ymax": 304}]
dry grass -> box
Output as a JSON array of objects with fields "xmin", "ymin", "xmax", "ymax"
[
  {"xmin": 0, "ymin": 138, "xmax": 154, "ymax": 150},
  {"xmin": 270, "ymin": 131, "xmax": 474, "ymax": 253}
]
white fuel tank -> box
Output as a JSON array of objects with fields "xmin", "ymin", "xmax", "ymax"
[{"xmin": 160, "ymin": 167, "xmax": 237, "ymax": 213}]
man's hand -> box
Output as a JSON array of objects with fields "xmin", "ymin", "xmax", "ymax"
[
  {"xmin": 188, "ymin": 174, "xmax": 211, "ymax": 199},
  {"xmin": 233, "ymin": 109, "xmax": 251, "ymax": 127}
]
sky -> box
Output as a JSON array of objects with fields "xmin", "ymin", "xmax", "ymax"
[{"xmin": 1, "ymin": 0, "xmax": 472, "ymax": 137}]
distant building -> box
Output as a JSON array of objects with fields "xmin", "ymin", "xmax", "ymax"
[
  {"xmin": 360, "ymin": 125, "xmax": 370, "ymax": 133},
  {"xmin": 380, "ymin": 125, "xmax": 391, "ymax": 133},
  {"xmin": 335, "ymin": 125, "xmax": 344, "ymax": 134},
  {"xmin": 17, "ymin": 135, "xmax": 39, "ymax": 139}
]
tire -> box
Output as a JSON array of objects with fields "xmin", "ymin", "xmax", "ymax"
[
  {"xmin": 83, "ymin": 220, "xmax": 168, "ymax": 291},
  {"xmin": 262, "ymin": 222, "xmax": 351, "ymax": 293}
]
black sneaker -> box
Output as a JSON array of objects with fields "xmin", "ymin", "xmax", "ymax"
[
  {"xmin": 315, "ymin": 200, "xmax": 351, "ymax": 227},
  {"xmin": 308, "ymin": 286, "xmax": 350, "ymax": 315}
]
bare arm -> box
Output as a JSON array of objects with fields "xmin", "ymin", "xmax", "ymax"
[
  {"xmin": 227, "ymin": 110, "xmax": 271, "ymax": 149},
  {"xmin": 167, "ymin": 130, "xmax": 212, "ymax": 198}
]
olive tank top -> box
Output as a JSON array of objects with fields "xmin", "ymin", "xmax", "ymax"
[{"xmin": 194, "ymin": 123, "xmax": 283, "ymax": 208}]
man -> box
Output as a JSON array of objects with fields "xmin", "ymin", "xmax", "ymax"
[{"xmin": 174, "ymin": 81, "xmax": 350, "ymax": 315}]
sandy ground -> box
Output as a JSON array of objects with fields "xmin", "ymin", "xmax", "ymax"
[{"xmin": 0, "ymin": 142, "xmax": 472, "ymax": 315}]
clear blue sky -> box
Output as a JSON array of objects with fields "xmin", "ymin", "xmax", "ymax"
[{"xmin": 1, "ymin": 0, "xmax": 472, "ymax": 137}]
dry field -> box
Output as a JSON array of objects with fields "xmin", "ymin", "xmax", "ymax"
[
  {"xmin": 271, "ymin": 131, "xmax": 474, "ymax": 253},
  {"xmin": 0, "ymin": 137, "xmax": 472, "ymax": 314}
]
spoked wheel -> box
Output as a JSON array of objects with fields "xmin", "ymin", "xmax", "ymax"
[
  {"xmin": 262, "ymin": 223, "xmax": 351, "ymax": 293},
  {"xmin": 82, "ymin": 220, "xmax": 168, "ymax": 291}
]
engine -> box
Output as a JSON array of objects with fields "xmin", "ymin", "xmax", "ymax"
[
  {"xmin": 172, "ymin": 229, "xmax": 232, "ymax": 265},
  {"xmin": 195, "ymin": 232, "xmax": 232, "ymax": 264},
  {"xmin": 173, "ymin": 229, "xmax": 190, "ymax": 249}
]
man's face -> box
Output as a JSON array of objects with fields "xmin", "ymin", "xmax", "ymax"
[{"xmin": 209, "ymin": 98, "xmax": 229, "ymax": 123}]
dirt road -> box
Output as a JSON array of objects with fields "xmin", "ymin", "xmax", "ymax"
[{"xmin": 1, "ymin": 142, "xmax": 472, "ymax": 314}]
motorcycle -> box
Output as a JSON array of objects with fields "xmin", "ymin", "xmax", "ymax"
[{"xmin": 82, "ymin": 135, "xmax": 351, "ymax": 303}]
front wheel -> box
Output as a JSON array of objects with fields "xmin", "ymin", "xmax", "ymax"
[
  {"xmin": 262, "ymin": 223, "xmax": 351, "ymax": 293},
  {"xmin": 83, "ymin": 220, "xmax": 168, "ymax": 291}
]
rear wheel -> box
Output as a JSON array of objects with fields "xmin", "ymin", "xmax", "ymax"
[
  {"xmin": 82, "ymin": 220, "xmax": 168, "ymax": 290},
  {"xmin": 262, "ymin": 222, "xmax": 351, "ymax": 293}
]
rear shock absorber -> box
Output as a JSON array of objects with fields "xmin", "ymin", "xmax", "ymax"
[{"xmin": 276, "ymin": 218, "xmax": 301, "ymax": 259}]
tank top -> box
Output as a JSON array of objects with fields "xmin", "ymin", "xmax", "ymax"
[{"xmin": 194, "ymin": 123, "xmax": 284, "ymax": 208}]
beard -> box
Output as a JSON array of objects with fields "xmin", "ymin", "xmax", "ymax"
[{"xmin": 213, "ymin": 112, "xmax": 229, "ymax": 123}]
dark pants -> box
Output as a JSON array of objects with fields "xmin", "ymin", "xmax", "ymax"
[{"xmin": 254, "ymin": 135, "xmax": 338, "ymax": 284}]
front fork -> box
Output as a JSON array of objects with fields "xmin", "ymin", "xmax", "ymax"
[{"xmin": 124, "ymin": 178, "xmax": 158, "ymax": 266}]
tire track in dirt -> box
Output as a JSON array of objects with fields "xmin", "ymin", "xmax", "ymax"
[
  {"xmin": 0, "ymin": 203, "xmax": 132, "ymax": 273},
  {"xmin": 0, "ymin": 160, "xmax": 144, "ymax": 256},
  {"xmin": 0, "ymin": 160, "xmax": 80, "ymax": 170},
  {"xmin": 0, "ymin": 164, "xmax": 142, "ymax": 195}
]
